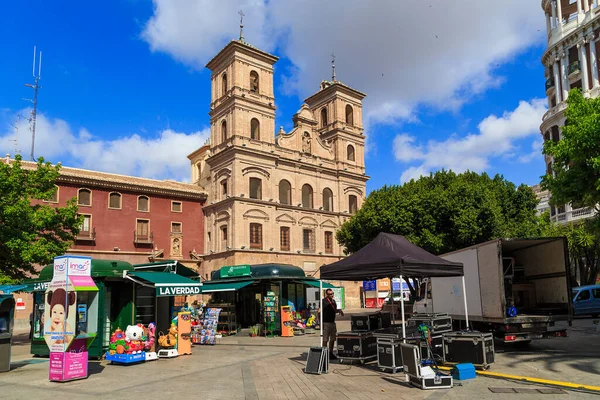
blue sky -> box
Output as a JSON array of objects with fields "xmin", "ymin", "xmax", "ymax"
[{"xmin": 0, "ymin": 1, "xmax": 548, "ymax": 192}]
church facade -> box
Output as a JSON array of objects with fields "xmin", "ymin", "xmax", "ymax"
[{"xmin": 188, "ymin": 39, "xmax": 369, "ymax": 307}]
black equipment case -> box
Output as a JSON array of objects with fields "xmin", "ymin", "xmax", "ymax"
[
  {"xmin": 443, "ymin": 331, "xmax": 495, "ymax": 369},
  {"xmin": 408, "ymin": 313, "xmax": 452, "ymax": 334},
  {"xmin": 351, "ymin": 313, "xmax": 380, "ymax": 332},
  {"xmin": 407, "ymin": 334, "xmax": 444, "ymax": 362},
  {"xmin": 336, "ymin": 331, "xmax": 377, "ymax": 363},
  {"xmin": 400, "ymin": 343, "xmax": 453, "ymax": 390},
  {"xmin": 376, "ymin": 337, "xmax": 403, "ymax": 373}
]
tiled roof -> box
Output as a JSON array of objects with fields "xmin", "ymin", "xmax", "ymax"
[{"xmin": 7, "ymin": 158, "xmax": 207, "ymax": 199}]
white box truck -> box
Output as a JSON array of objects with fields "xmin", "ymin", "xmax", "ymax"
[{"xmin": 413, "ymin": 238, "xmax": 573, "ymax": 343}]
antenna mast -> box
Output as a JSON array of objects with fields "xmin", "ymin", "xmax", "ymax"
[
  {"xmin": 24, "ymin": 46, "xmax": 42, "ymax": 161},
  {"xmin": 331, "ymin": 53, "xmax": 336, "ymax": 82}
]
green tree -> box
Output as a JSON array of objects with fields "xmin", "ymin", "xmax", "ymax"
[
  {"xmin": 541, "ymin": 214, "xmax": 600, "ymax": 286},
  {"xmin": 541, "ymin": 89, "xmax": 600, "ymax": 208},
  {"xmin": 0, "ymin": 155, "xmax": 82, "ymax": 280},
  {"xmin": 336, "ymin": 170, "xmax": 541, "ymax": 255}
]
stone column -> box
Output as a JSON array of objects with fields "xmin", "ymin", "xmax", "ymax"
[
  {"xmin": 546, "ymin": 13, "xmax": 552, "ymax": 34},
  {"xmin": 579, "ymin": 41, "xmax": 590, "ymax": 93},
  {"xmin": 556, "ymin": 0, "xmax": 563, "ymax": 26},
  {"xmin": 584, "ymin": 0, "xmax": 590, "ymax": 13},
  {"xmin": 551, "ymin": 1, "xmax": 558, "ymax": 28},
  {"xmin": 553, "ymin": 60, "xmax": 562, "ymax": 104},
  {"xmin": 577, "ymin": 0, "xmax": 582, "ymax": 14},
  {"xmin": 560, "ymin": 51, "xmax": 570, "ymax": 99},
  {"xmin": 590, "ymin": 35, "xmax": 600, "ymax": 88}
]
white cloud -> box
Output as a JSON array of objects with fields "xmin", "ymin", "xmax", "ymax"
[
  {"xmin": 0, "ymin": 109, "xmax": 209, "ymax": 182},
  {"xmin": 518, "ymin": 138, "xmax": 544, "ymax": 163},
  {"xmin": 393, "ymin": 99, "xmax": 547, "ymax": 183},
  {"xmin": 141, "ymin": 1, "xmax": 544, "ymax": 126}
]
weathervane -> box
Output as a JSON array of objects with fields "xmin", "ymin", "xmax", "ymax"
[
  {"xmin": 239, "ymin": 10, "xmax": 245, "ymax": 42},
  {"xmin": 331, "ymin": 53, "xmax": 336, "ymax": 82}
]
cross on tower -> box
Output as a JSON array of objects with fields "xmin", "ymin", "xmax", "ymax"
[
  {"xmin": 239, "ymin": 10, "xmax": 245, "ymax": 42},
  {"xmin": 331, "ymin": 53, "xmax": 336, "ymax": 82}
]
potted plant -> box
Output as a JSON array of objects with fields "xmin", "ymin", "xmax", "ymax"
[{"xmin": 249, "ymin": 325, "xmax": 259, "ymax": 337}]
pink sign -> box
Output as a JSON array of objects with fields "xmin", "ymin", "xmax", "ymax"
[{"xmin": 49, "ymin": 351, "xmax": 88, "ymax": 381}]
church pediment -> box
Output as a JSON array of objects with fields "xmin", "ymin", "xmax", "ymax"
[
  {"xmin": 241, "ymin": 166, "xmax": 271, "ymax": 179},
  {"xmin": 276, "ymin": 127, "xmax": 334, "ymax": 160},
  {"xmin": 276, "ymin": 213, "xmax": 296, "ymax": 224},
  {"xmin": 243, "ymin": 208, "xmax": 270, "ymax": 221},
  {"xmin": 320, "ymin": 219, "xmax": 338, "ymax": 229},
  {"xmin": 298, "ymin": 216, "xmax": 318, "ymax": 226},
  {"xmin": 343, "ymin": 186, "xmax": 364, "ymax": 196},
  {"xmin": 216, "ymin": 211, "xmax": 231, "ymax": 222}
]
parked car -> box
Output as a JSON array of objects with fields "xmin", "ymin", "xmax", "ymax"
[{"xmin": 572, "ymin": 285, "xmax": 600, "ymax": 317}]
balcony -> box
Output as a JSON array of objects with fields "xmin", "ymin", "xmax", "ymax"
[
  {"xmin": 76, "ymin": 227, "xmax": 96, "ymax": 243},
  {"xmin": 551, "ymin": 207, "xmax": 596, "ymax": 224},
  {"xmin": 568, "ymin": 60, "xmax": 581, "ymax": 84},
  {"xmin": 545, "ymin": 77, "xmax": 555, "ymax": 96},
  {"xmin": 134, "ymin": 231, "xmax": 154, "ymax": 245}
]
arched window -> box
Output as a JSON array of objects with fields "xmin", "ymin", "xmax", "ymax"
[
  {"xmin": 250, "ymin": 71, "xmax": 259, "ymax": 93},
  {"xmin": 249, "ymin": 178, "xmax": 262, "ymax": 199},
  {"xmin": 221, "ymin": 120, "xmax": 228, "ymax": 142},
  {"xmin": 349, "ymin": 195, "xmax": 358, "ymax": 214},
  {"xmin": 221, "ymin": 73, "xmax": 228, "ymax": 96},
  {"xmin": 302, "ymin": 184, "xmax": 314, "ymax": 208},
  {"xmin": 322, "ymin": 188, "xmax": 333, "ymax": 212},
  {"xmin": 108, "ymin": 192, "xmax": 122, "ymax": 209},
  {"xmin": 251, "ymin": 118, "xmax": 260, "ymax": 140},
  {"xmin": 279, "ymin": 180, "xmax": 292, "ymax": 205},
  {"xmin": 77, "ymin": 188, "xmax": 92, "ymax": 206},
  {"xmin": 347, "ymin": 145, "xmax": 355, "ymax": 161},
  {"xmin": 138, "ymin": 195, "xmax": 150, "ymax": 212},
  {"xmin": 321, "ymin": 107, "xmax": 328, "ymax": 127},
  {"xmin": 345, "ymin": 104, "xmax": 354, "ymax": 125},
  {"xmin": 551, "ymin": 126, "xmax": 560, "ymax": 142}
]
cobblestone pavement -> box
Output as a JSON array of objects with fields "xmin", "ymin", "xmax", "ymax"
[{"xmin": 1, "ymin": 317, "xmax": 599, "ymax": 399}]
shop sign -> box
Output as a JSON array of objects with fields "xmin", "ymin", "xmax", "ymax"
[
  {"xmin": 34, "ymin": 281, "xmax": 50, "ymax": 291},
  {"xmin": 156, "ymin": 285, "xmax": 202, "ymax": 297},
  {"xmin": 220, "ymin": 265, "xmax": 251, "ymax": 278},
  {"xmin": 16, "ymin": 298, "xmax": 25, "ymax": 310},
  {"xmin": 362, "ymin": 280, "xmax": 377, "ymax": 291}
]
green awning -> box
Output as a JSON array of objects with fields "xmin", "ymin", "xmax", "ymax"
[
  {"xmin": 126, "ymin": 271, "xmax": 202, "ymax": 297},
  {"xmin": 301, "ymin": 280, "xmax": 337, "ymax": 289},
  {"xmin": 201, "ymin": 280, "xmax": 255, "ymax": 293}
]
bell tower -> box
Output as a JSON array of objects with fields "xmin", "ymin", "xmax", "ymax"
[
  {"xmin": 205, "ymin": 26, "xmax": 279, "ymax": 150},
  {"xmin": 304, "ymin": 57, "xmax": 366, "ymax": 168}
]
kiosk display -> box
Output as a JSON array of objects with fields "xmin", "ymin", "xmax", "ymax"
[{"xmin": 44, "ymin": 256, "xmax": 98, "ymax": 382}]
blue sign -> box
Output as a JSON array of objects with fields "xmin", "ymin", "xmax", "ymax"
[
  {"xmin": 362, "ymin": 280, "xmax": 377, "ymax": 291},
  {"xmin": 392, "ymin": 281, "xmax": 409, "ymax": 291}
]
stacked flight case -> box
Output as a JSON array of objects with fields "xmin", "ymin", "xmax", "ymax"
[
  {"xmin": 407, "ymin": 313, "xmax": 452, "ymax": 363},
  {"xmin": 337, "ymin": 312, "xmax": 390, "ymax": 364},
  {"xmin": 442, "ymin": 331, "xmax": 495, "ymax": 370},
  {"xmin": 336, "ymin": 331, "xmax": 378, "ymax": 364}
]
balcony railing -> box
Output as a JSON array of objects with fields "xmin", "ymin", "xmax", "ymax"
[
  {"xmin": 552, "ymin": 207, "xmax": 595, "ymax": 223},
  {"xmin": 134, "ymin": 231, "xmax": 154, "ymax": 244},
  {"xmin": 568, "ymin": 61, "xmax": 581, "ymax": 76},
  {"xmin": 545, "ymin": 77, "xmax": 555, "ymax": 91},
  {"xmin": 76, "ymin": 227, "xmax": 96, "ymax": 243}
]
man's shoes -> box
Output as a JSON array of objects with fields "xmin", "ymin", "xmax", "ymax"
[{"xmin": 329, "ymin": 353, "xmax": 338, "ymax": 360}]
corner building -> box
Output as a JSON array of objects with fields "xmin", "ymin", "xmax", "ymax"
[
  {"xmin": 188, "ymin": 39, "xmax": 369, "ymax": 308},
  {"xmin": 541, "ymin": 0, "xmax": 600, "ymax": 222}
]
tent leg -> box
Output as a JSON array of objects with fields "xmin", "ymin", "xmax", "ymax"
[
  {"xmin": 320, "ymin": 280, "xmax": 323, "ymax": 347},
  {"xmin": 400, "ymin": 275, "xmax": 406, "ymax": 342},
  {"xmin": 390, "ymin": 279, "xmax": 395, "ymax": 324},
  {"xmin": 462, "ymin": 276, "xmax": 469, "ymax": 330}
]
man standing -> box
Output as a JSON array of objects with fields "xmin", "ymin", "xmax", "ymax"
[{"xmin": 322, "ymin": 289, "xmax": 344, "ymax": 360}]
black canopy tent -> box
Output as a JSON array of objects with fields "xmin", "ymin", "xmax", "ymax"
[{"xmin": 319, "ymin": 233, "xmax": 467, "ymax": 344}]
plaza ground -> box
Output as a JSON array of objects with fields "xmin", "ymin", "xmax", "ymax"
[{"xmin": 1, "ymin": 312, "xmax": 599, "ymax": 399}]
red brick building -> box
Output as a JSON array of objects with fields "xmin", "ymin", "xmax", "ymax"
[{"xmin": 23, "ymin": 160, "xmax": 207, "ymax": 266}]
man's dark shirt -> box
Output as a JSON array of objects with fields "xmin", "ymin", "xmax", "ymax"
[{"xmin": 322, "ymin": 297, "xmax": 338, "ymax": 323}]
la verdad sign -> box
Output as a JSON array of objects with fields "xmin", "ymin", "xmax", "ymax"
[{"xmin": 156, "ymin": 285, "xmax": 202, "ymax": 297}]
